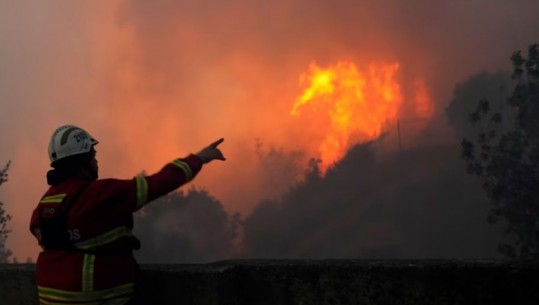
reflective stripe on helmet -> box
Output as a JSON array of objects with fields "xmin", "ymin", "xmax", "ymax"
[
  {"xmin": 60, "ymin": 126, "xmax": 79, "ymax": 145},
  {"xmin": 171, "ymin": 159, "xmax": 193, "ymax": 180}
]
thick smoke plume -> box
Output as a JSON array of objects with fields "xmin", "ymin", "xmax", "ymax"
[
  {"xmin": 244, "ymin": 139, "xmax": 503, "ymax": 259},
  {"xmin": 1, "ymin": 0, "xmax": 538, "ymax": 260}
]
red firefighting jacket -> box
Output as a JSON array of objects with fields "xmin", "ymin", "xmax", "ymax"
[{"xmin": 30, "ymin": 155, "xmax": 203, "ymax": 305}]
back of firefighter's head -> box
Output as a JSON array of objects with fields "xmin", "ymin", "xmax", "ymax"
[{"xmin": 47, "ymin": 125, "xmax": 99, "ymax": 184}]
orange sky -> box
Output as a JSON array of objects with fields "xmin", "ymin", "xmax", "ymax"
[{"xmin": 1, "ymin": 0, "xmax": 539, "ymax": 261}]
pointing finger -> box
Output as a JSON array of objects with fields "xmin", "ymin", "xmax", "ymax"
[{"xmin": 211, "ymin": 138, "xmax": 224, "ymax": 148}]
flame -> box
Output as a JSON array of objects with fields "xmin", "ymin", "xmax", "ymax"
[
  {"xmin": 413, "ymin": 78, "xmax": 435, "ymax": 118},
  {"xmin": 291, "ymin": 61, "xmax": 404, "ymax": 172}
]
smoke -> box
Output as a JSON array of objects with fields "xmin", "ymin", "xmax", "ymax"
[
  {"xmin": 243, "ymin": 138, "xmax": 505, "ymax": 259},
  {"xmin": 134, "ymin": 189, "xmax": 240, "ymax": 263},
  {"xmin": 446, "ymin": 72, "xmax": 513, "ymax": 141},
  {"xmin": 1, "ymin": 0, "xmax": 539, "ymax": 261},
  {"xmin": 126, "ymin": 68, "xmax": 520, "ymax": 262},
  {"xmin": 240, "ymin": 69, "xmax": 524, "ymax": 259}
]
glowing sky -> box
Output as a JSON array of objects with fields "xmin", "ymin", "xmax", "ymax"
[{"xmin": 1, "ymin": 0, "xmax": 538, "ymax": 261}]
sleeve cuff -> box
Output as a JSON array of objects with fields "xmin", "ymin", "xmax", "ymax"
[{"xmin": 170, "ymin": 154, "xmax": 203, "ymax": 181}]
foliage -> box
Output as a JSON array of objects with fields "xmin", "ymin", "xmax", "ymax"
[
  {"xmin": 446, "ymin": 72, "xmax": 511, "ymax": 141},
  {"xmin": 462, "ymin": 44, "xmax": 539, "ymax": 258},
  {"xmin": 133, "ymin": 188, "xmax": 240, "ymax": 263},
  {"xmin": 0, "ymin": 161, "xmax": 12, "ymax": 263}
]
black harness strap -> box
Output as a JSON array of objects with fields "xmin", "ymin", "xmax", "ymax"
[
  {"xmin": 39, "ymin": 183, "xmax": 89, "ymax": 251},
  {"xmin": 39, "ymin": 183, "xmax": 136, "ymax": 258}
]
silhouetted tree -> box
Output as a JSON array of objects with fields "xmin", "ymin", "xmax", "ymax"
[
  {"xmin": 462, "ymin": 44, "xmax": 539, "ymax": 258},
  {"xmin": 134, "ymin": 188, "xmax": 240, "ymax": 263},
  {"xmin": 0, "ymin": 161, "xmax": 12, "ymax": 263},
  {"xmin": 446, "ymin": 72, "xmax": 511, "ymax": 140},
  {"xmin": 244, "ymin": 141, "xmax": 501, "ymax": 259}
]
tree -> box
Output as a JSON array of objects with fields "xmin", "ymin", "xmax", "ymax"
[
  {"xmin": 133, "ymin": 188, "xmax": 240, "ymax": 263},
  {"xmin": 0, "ymin": 161, "xmax": 12, "ymax": 263},
  {"xmin": 462, "ymin": 44, "xmax": 539, "ymax": 258}
]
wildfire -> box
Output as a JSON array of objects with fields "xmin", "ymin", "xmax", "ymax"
[
  {"xmin": 413, "ymin": 78, "xmax": 434, "ymax": 118},
  {"xmin": 291, "ymin": 61, "xmax": 428, "ymax": 173}
]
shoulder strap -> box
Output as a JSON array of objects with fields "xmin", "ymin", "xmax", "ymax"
[{"xmin": 39, "ymin": 182, "xmax": 90, "ymax": 250}]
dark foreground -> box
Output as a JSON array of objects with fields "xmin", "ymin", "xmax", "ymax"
[{"xmin": 1, "ymin": 260, "xmax": 538, "ymax": 305}]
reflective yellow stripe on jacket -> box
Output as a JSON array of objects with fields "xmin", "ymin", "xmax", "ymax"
[
  {"xmin": 171, "ymin": 159, "xmax": 193, "ymax": 181},
  {"xmin": 39, "ymin": 228, "xmax": 135, "ymax": 305},
  {"xmin": 82, "ymin": 254, "xmax": 95, "ymax": 292},
  {"xmin": 135, "ymin": 175, "xmax": 148, "ymax": 209},
  {"xmin": 40, "ymin": 194, "xmax": 67, "ymax": 204},
  {"xmin": 39, "ymin": 298, "xmax": 131, "ymax": 305},
  {"xmin": 38, "ymin": 282, "xmax": 134, "ymax": 304},
  {"xmin": 73, "ymin": 226, "xmax": 133, "ymax": 250}
]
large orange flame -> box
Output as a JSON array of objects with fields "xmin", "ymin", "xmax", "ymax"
[{"xmin": 291, "ymin": 61, "xmax": 404, "ymax": 172}]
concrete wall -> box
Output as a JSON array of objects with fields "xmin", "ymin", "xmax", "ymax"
[{"xmin": 1, "ymin": 260, "xmax": 538, "ymax": 305}]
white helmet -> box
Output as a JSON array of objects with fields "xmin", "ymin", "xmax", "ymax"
[{"xmin": 48, "ymin": 125, "xmax": 98, "ymax": 164}]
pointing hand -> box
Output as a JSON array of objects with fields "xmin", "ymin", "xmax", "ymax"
[{"xmin": 196, "ymin": 138, "xmax": 226, "ymax": 164}]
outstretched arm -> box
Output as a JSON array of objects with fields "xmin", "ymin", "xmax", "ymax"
[{"xmin": 133, "ymin": 138, "xmax": 225, "ymax": 210}]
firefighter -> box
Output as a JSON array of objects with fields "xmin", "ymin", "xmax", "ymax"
[{"xmin": 30, "ymin": 125, "xmax": 225, "ymax": 305}]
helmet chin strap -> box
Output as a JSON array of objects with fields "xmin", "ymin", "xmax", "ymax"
[{"xmin": 83, "ymin": 163, "xmax": 98, "ymax": 181}]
